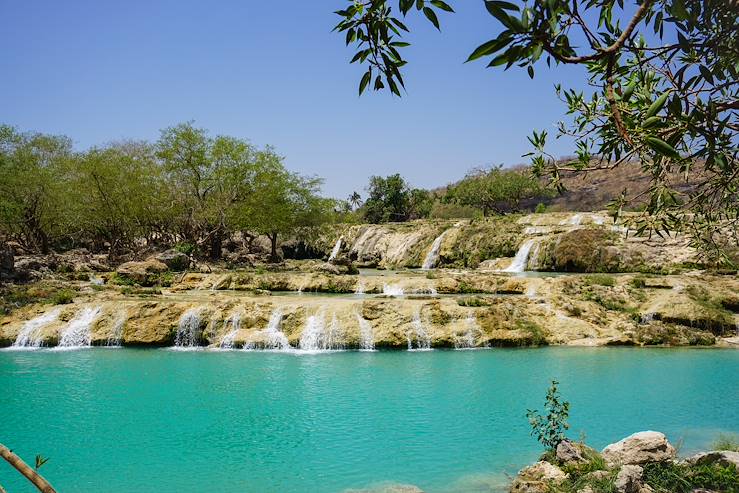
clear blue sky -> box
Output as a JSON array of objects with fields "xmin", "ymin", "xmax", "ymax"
[{"xmin": 1, "ymin": 1, "xmax": 588, "ymax": 198}]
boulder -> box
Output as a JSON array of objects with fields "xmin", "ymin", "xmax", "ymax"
[
  {"xmin": 685, "ymin": 450, "xmax": 739, "ymax": 471},
  {"xmin": 150, "ymin": 250, "xmax": 190, "ymax": 271},
  {"xmin": 556, "ymin": 439, "xmax": 592, "ymax": 466},
  {"xmin": 614, "ymin": 464, "xmax": 643, "ymax": 493},
  {"xmin": 602, "ymin": 431, "xmax": 676, "ymax": 466},
  {"xmin": 116, "ymin": 259, "xmax": 168, "ymax": 285},
  {"xmin": 510, "ymin": 461, "xmax": 567, "ymax": 493}
]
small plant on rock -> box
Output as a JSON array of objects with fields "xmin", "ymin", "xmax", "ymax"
[{"xmin": 527, "ymin": 380, "xmax": 570, "ymax": 451}]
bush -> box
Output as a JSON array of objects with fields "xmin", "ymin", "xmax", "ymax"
[
  {"xmin": 584, "ymin": 274, "xmax": 616, "ymax": 287},
  {"xmin": 526, "ymin": 380, "xmax": 570, "ymax": 451},
  {"xmin": 50, "ymin": 289, "xmax": 75, "ymax": 304},
  {"xmin": 711, "ymin": 433, "xmax": 739, "ymax": 452},
  {"xmin": 174, "ymin": 242, "xmax": 197, "ymax": 256},
  {"xmin": 642, "ymin": 461, "xmax": 739, "ymax": 493},
  {"xmin": 535, "ymin": 202, "xmax": 547, "ymax": 213}
]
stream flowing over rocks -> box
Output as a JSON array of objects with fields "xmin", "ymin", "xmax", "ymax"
[{"xmin": 2, "ymin": 213, "xmax": 738, "ymax": 350}]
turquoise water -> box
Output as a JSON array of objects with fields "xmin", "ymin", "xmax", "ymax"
[{"xmin": 1, "ymin": 348, "xmax": 737, "ymax": 492}]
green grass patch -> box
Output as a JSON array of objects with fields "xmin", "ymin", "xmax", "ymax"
[
  {"xmin": 642, "ymin": 461, "xmax": 739, "ymax": 493},
  {"xmin": 584, "ymin": 274, "xmax": 616, "ymax": 287},
  {"xmin": 711, "ymin": 433, "xmax": 739, "ymax": 452}
]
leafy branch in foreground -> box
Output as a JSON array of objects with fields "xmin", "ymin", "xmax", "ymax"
[
  {"xmin": 333, "ymin": 0, "xmax": 738, "ymax": 265},
  {"xmin": 527, "ymin": 380, "xmax": 570, "ymax": 451}
]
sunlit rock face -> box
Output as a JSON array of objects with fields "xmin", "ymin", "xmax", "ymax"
[
  {"xmin": 2, "ymin": 266, "xmax": 737, "ymax": 350},
  {"xmin": 296, "ymin": 213, "xmax": 702, "ymax": 273}
]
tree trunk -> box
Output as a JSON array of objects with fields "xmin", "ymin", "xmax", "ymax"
[
  {"xmin": 0, "ymin": 443, "xmax": 57, "ymax": 493},
  {"xmin": 209, "ymin": 233, "xmax": 222, "ymax": 260},
  {"xmin": 269, "ymin": 233, "xmax": 279, "ymax": 262}
]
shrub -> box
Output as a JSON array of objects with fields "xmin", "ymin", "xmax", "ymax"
[
  {"xmin": 535, "ymin": 202, "xmax": 547, "ymax": 213},
  {"xmin": 585, "ymin": 274, "xmax": 616, "ymax": 287},
  {"xmin": 642, "ymin": 461, "xmax": 739, "ymax": 493},
  {"xmin": 526, "ymin": 380, "xmax": 570, "ymax": 451},
  {"xmin": 174, "ymin": 242, "xmax": 197, "ymax": 256},
  {"xmin": 50, "ymin": 289, "xmax": 75, "ymax": 305},
  {"xmin": 711, "ymin": 433, "xmax": 739, "ymax": 452}
]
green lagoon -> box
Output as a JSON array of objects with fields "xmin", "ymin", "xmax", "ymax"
[{"xmin": 1, "ymin": 348, "xmax": 737, "ymax": 492}]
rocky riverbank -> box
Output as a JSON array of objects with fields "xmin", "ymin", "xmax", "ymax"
[
  {"xmin": 1, "ymin": 266, "xmax": 737, "ymax": 349},
  {"xmin": 510, "ymin": 431, "xmax": 739, "ymax": 493}
]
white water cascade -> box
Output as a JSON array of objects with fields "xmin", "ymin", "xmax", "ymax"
[
  {"xmin": 219, "ymin": 312, "xmax": 242, "ymax": 349},
  {"xmin": 328, "ymin": 237, "xmax": 343, "ymax": 262},
  {"xmin": 454, "ymin": 314, "xmax": 482, "ymax": 349},
  {"xmin": 175, "ymin": 308, "xmax": 203, "ymax": 348},
  {"xmin": 355, "ymin": 313, "xmax": 375, "ymax": 350},
  {"xmin": 299, "ymin": 310, "xmax": 344, "ymax": 351},
  {"xmin": 107, "ymin": 313, "xmax": 127, "ymax": 347},
  {"xmin": 12, "ymin": 309, "xmax": 61, "ymax": 348},
  {"xmin": 245, "ymin": 309, "xmax": 290, "ymax": 350},
  {"xmin": 407, "ymin": 308, "xmax": 432, "ymax": 350},
  {"xmin": 383, "ymin": 284, "xmax": 405, "ymax": 296},
  {"xmin": 58, "ymin": 306, "xmax": 102, "ymax": 348},
  {"xmin": 560, "ymin": 213, "xmax": 584, "ymax": 226},
  {"xmin": 355, "ymin": 280, "xmax": 365, "ymax": 295},
  {"xmin": 503, "ymin": 239, "xmax": 536, "ymax": 273},
  {"xmin": 422, "ymin": 231, "xmax": 447, "ymax": 269}
]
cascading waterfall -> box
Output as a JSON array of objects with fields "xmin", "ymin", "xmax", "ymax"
[
  {"xmin": 503, "ymin": 239, "xmax": 536, "ymax": 273},
  {"xmin": 355, "ymin": 280, "xmax": 365, "ymax": 295},
  {"xmin": 299, "ymin": 310, "xmax": 344, "ymax": 351},
  {"xmin": 328, "ymin": 237, "xmax": 343, "ymax": 262},
  {"xmin": 407, "ymin": 307, "xmax": 432, "ymax": 351},
  {"xmin": 175, "ymin": 308, "xmax": 203, "ymax": 348},
  {"xmin": 383, "ymin": 284, "xmax": 404, "ymax": 296},
  {"xmin": 106, "ymin": 313, "xmax": 127, "ymax": 347},
  {"xmin": 560, "ymin": 213, "xmax": 584, "ymax": 226},
  {"xmin": 219, "ymin": 312, "xmax": 242, "ymax": 349},
  {"xmin": 355, "ymin": 313, "xmax": 375, "ymax": 350},
  {"xmin": 12, "ymin": 309, "xmax": 61, "ymax": 348},
  {"xmin": 422, "ymin": 231, "xmax": 447, "ymax": 269},
  {"xmin": 454, "ymin": 314, "xmax": 482, "ymax": 349},
  {"xmin": 527, "ymin": 240, "xmax": 542, "ymax": 271},
  {"xmin": 58, "ymin": 306, "xmax": 102, "ymax": 348},
  {"xmin": 245, "ymin": 309, "xmax": 290, "ymax": 350}
]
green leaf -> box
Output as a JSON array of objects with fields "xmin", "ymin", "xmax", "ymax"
[
  {"xmin": 465, "ymin": 36, "xmax": 513, "ymax": 62},
  {"xmin": 430, "ymin": 0, "xmax": 454, "ymax": 12},
  {"xmin": 487, "ymin": 0, "xmax": 520, "ymax": 12},
  {"xmin": 423, "ymin": 7, "xmax": 441, "ymax": 29},
  {"xmin": 645, "ymin": 92, "xmax": 670, "ymax": 118},
  {"xmin": 527, "ymin": 65, "xmax": 534, "ymax": 79},
  {"xmin": 646, "ymin": 137, "xmax": 680, "ymax": 159},
  {"xmin": 359, "ymin": 70, "xmax": 372, "ymax": 96}
]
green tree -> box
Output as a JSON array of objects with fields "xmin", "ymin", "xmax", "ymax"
[
  {"xmin": 156, "ymin": 122, "xmax": 259, "ymax": 259},
  {"xmin": 0, "ymin": 125, "xmax": 72, "ymax": 253},
  {"xmin": 446, "ymin": 165, "xmax": 547, "ymax": 215},
  {"xmin": 526, "ymin": 380, "xmax": 570, "ymax": 451},
  {"xmin": 363, "ymin": 174, "xmax": 411, "ymax": 223},
  {"xmin": 236, "ymin": 155, "xmax": 332, "ymax": 261},
  {"xmin": 69, "ymin": 141, "xmax": 167, "ymax": 255},
  {"xmin": 348, "ymin": 191, "xmax": 362, "ymax": 210},
  {"xmin": 333, "ymin": 0, "xmax": 738, "ymax": 262}
]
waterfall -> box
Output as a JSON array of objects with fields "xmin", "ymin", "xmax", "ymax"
[
  {"xmin": 12, "ymin": 309, "xmax": 61, "ymax": 348},
  {"xmin": 219, "ymin": 312, "xmax": 242, "ymax": 349},
  {"xmin": 407, "ymin": 307, "xmax": 432, "ymax": 351},
  {"xmin": 58, "ymin": 306, "xmax": 102, "ymax": 348},
  {"xmin": 454, "ymin": 314, "xmax": 481, "ymax": 349},
  {"xmin": 355, "ymin": 280, "xmax": 365, "ymax": 295},
  {"xmin": 560, "ymin": 213, "xmax": 583, "ymax": 226},
  {"xmin": 503, "ymin": 239, "xmax": 536, "ymax": 273},
  {"xmin": 422, "ymin": 231, "xmax": 447, "ymax": 269},
  {"xmin": 245, "ymin": 308, "xmax": 290, "ymax": 350},
  {"xmin": 174, "ymin": 308, "xmax": 203, "ymax": 348},
  {"xmin": 528, "ymin": 240, "xmax": 542, "ymax": 271},
  {"xmin": 328, "ymin": 237, "xmax": 343, "ymax": 262},
  {"xmin": 106, "ymin": 313, "xmax": 127, "ymax": 347},
  {"xmin": 299, "ymin": 310, "xmax": 343, "ymax": 351},
  {"xmin": 383, "ymin": 284, "xmax": 404, "ymax": 296},
  {"xmin": 355, "ymin": 313, "xmax": 375, "ymax": 350}
]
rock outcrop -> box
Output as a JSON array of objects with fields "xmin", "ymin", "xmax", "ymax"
[{"xmin": 601, "ymin": 431, "xmax": 677, "ymax": 466}]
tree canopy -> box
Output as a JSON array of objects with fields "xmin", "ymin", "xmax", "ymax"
[
  {"xmin": 333, "ymin": 0, "xmax": 738, "ymax": 261},
  {"xmin": 0, "ymin": 123, "xmax": 333, "ymax": 260}
]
